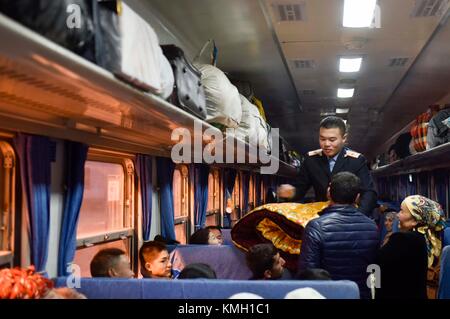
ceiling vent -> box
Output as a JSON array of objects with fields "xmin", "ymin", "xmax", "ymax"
[
  {"xmin": 275, "ymin": 3, "xmax": 306, "ymax": 22},
  {"xmin": 388, "ymin": 57, "xmax": 410, "ymax": 67},
  {"xmin": 292, "ymin": 59, "xmax": 315, "ymax": 69},
  {"xmin": 411, "ymin": 0, "xmax": 449, "ymax": 17}
]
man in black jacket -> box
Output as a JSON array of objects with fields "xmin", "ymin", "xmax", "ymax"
[
  {"xmin": 298, "ymin": 172, "xmax": 379, "ymax": 299},
  {"xmin": 278, "ymin": 116, "xmax": 377, "ymax": 216}
]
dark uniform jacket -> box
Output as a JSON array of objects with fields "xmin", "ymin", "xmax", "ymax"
[
  {"xmin": 298, "ymin": 205, "xmax": 379, "ymax": 299},
  {"xmin": 293, "ymin": 147, "xmax": 377, "ymax": 216}
]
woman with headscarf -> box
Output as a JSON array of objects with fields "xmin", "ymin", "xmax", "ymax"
[{"xmin": 376, "ymin": 195, "xmax": 447, "ymax": 299}]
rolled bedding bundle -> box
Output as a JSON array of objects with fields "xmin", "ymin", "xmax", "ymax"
[{"xmin": 231, "ymin": 201, "xmax": 329, "ymax": 272}]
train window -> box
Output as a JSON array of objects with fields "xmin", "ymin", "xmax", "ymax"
[
  {"xmin": 173, "ymin": 165, "xmax": 190, "ymax": 244},
  {"xmin": 72, "ymin": 237, "xmax": 131, "ymax": 278},
  {"xmin": 206, "ymin": 169, "xmax": 220, "ymax": 226},
  {"xmin": 75, "ymin": 149, "xmax": 135, "ymax": 276},
  {"xmin": 77, "ymin": 161, "xmax": 127, "ymax": 236},
  {"xmin": 0, "ymin": 140, "xmax": 15, "ymax": 268}
]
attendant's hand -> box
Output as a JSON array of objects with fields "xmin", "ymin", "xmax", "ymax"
[{"xmin": 277, "ymin": 184, "xmax": 296, "ymax": 200}]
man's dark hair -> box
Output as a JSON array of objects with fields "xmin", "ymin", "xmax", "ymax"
[
  {"xmin": 320, "ymin": 116, "xmax": 347, "ymax": 136},
  {"xmin": 296, "ymin": 268, "xmax": 332, "ymax": 280},
  {"xmin": 90, "ymin": 248, "xmax": 126, "ymax": 277},
  {"xmin": 178, "ymin": 263, "xmax": 217, "ymax": 279},
  {"xmin": 329, "ymin": 172, "xmax": 361, "ymax": 204},
  {"xmin": 139, "ymin": 241, "xmax": 168, "ymax": 278},
  {"xmin": 154, "ymin": 235, "xmax": 180, "ymax": 245},
  {"xmin": 245, "ymin": 243, "xmax": 278, "ymax": 279},
  {"xmin": 189, "ymin": 226, "xmax": 222, "ymax": 244}
]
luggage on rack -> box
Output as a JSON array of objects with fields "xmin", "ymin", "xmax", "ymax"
[
  {"xmin": 427, "ymin": 106, "xmax": 450, "ymax": 149},
  {"xmin": 236, "ymin": 95, "xmax": 269, "ymax": 150},
  {"xmin": 1, "ymin": 1, "xmax": 174, "ymax": 98},
  {"xmin": 231, "ymin": 79, "xmax": 254, "ymax": 101},
  {"xmin": 117, "ymin": 1, "xmax": 174, "ymax": 97},
  {"xmin": 196, "ymin": 64, "xmax": 242, "ymax": 128},
  {"xmin": 161, "ymin": 45, "xmax": 207, "ymax": 119},
  {"xmin": 0, "ymin": 0, "xmax": 96, "ymax": 61},
  {"xmin": 410, "ymin": 105, "xmax": 440, "ymax": 152},
  {"xmin": 251, "ymin": 96, "xmax": 267, "ymax": 122}
]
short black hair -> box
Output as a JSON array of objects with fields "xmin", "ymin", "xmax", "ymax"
[
  {"xmin": 246, "ymin": 243, "xmax": 277, "ymax": 279},
  {"xmin": 139, "ymin": 241, "xmax": 168, "ymax": 278},
  {"xmin": 178, "ymin": 263, "xmax": 217, "ymax": 279},
  {"xmin": 90, "ymin": 248, "xmax": 126, "ymax": 277},
  {"xmin": 320, "ymin": 116, "xmax": 347, "ymax": 136},
  {"xmin": 189, "ymin": 226, "xmax": 222, "ymax": 244},
  {"xmin": 329, "ymin": 172, "xmax": 361, "ymax": 204},
  {"xmin": 296, "ymin": 268, "xmax": 332, "ymax": 280}
]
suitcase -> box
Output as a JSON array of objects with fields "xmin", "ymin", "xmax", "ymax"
[{"xmin": 161, "ymin": 45, "xmax": 207, "ymax": 119}]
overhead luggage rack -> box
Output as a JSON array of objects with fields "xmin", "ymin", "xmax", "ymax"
[
  {"xmin": 372, "ymin": 142, "xmax": 450, "ymax": 177},
  {"xmin": 0, "ymin": 14, "xmax": 297, "ymax": 177}
]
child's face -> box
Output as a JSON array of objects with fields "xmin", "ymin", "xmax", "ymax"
[
  {"xmin": 208, "ymin": 229, "xmax": 223, "ymax": 245},
  {"xmin": 145, "ymin": 250, "xmax": 172, "ymax": 279}
]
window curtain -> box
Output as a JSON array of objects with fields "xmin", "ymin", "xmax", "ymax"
[
  {"xmin": 418, "ymin": 172, "xmax": 429, "ymax": 198},
  {"xmin": 194, "ymin": 164, "xmax": 209, "ymax": 230},
  {"xmin": 241, "ymin": 172, "xmax": 250, "ymax": 215},
  {"xmin": 254, "ymin": 174, "xmax": 262, "ymax": 207},
  {"xmin": 136, "ymin": 155, "xmax": 153, "ymax": 241},
  {"xmin": 14, "ymin": 134, "xmax": 52, "ymax": 272},
  {"xmin": 407, "ymin": 174, "xmax": 417, "ymax": 196},
  {"xmin": 223, "ymin": 169, "xmax": 237, "ymax": 228},
  {"xmin": 57, "ymin": 141, "xmax": 88, "ymax": 276},
  {"xmin": 398, "ymin": 175, "xmax": 408, "ymax": 200},
  {"xmin": 434, "ymin": 170, "xmax": 447, "ymax": 214},
  {"xmin": 156, "ymin": 157, "xmax": 176, "ymax": 240}
]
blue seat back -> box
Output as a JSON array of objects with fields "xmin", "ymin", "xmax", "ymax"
[
  {"xmin": 54, "ymin": 277, "xmax": 360, "ymax": 299},
  {"xmin": 221, "ymin": 229, "xmax": 233, "ymax": 245},
  {"xmin": 438, "ymin": 245, "xmax": 450, "ymax": 299},
  {"xmin": 170, "ymin": 244, "xmax": 251, "ymax": 280}
]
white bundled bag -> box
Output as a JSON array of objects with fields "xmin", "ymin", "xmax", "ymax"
[
  {"xmin": 120, "ymin": 2, "xmax": 174, "ymax": 98},
  {"xmin": 236, "ymin": 95, "xmax": 270, "ymax": 151},
  {"xmin": 236, "ymin": 94, "xmax": 259, "ymax": 143},
  {"xmin": 196, "ymin": 64, "xmax": 242, "ymax": 128}
]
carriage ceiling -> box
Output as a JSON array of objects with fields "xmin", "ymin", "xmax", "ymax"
[{"xmin": 130, "ymin": 0, "xmax": 450, "ymax": 159}]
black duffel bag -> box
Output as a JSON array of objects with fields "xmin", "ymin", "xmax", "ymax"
[
  {"xmin": 1, "ymin": 0, "xmax": 96, "ymax": 61},
  {"xmin": 161, "ymin": 45, "xmax": 207, "ymax": 120},
  {"xmin": 1, "ymin": 1, "xmax": 122, "ymax": 73}
]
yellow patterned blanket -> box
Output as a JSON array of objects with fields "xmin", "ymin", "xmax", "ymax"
[{"xmin": 231, "ymin": 202, "xmax": 329, "ymax": 272}]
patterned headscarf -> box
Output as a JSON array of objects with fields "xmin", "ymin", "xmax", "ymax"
[{"xmin": 402, "ymin": 195, "xmax": 447, "ymax": 267}]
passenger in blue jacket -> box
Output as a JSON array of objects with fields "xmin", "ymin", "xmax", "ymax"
[{"xmin": 298, "ymin": 172, "xmax": 379, "ymax": 299}]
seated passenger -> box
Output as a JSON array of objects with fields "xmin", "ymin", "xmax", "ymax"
[
  {"xmin": 139, "ymin": 241, "xmax": 173, "ymax": 279},
  {"xmin": 246, "ymin": 243, "xmax": 286, "ymax": 280},
  {"xmin": 295, "ymin": 268, "xmax": 332, "ymax": 280},
  {"xmin": 178, "ymin": 263, "xmax": 217, "ymax": 279},
  {"xmin": 381, "ymin": 211, "xmax": 397, "ymax": 247},
  {"xmin": 189, "ymin": 226, "xmax": 223, "ymax": 245},
  {"xmin": 90, "ymin": 248, "xmax": 134, "ymax": 278},
  {"xmin": 298, "ymin": 172, "xmax": 379, "ymax": 299},
  {"xmin": 376, "ymin": 195, "xmax": 447, "ymax": 299}
]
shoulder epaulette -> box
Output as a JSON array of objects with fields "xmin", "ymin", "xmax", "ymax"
[
  {"xmin": 345, "ymin": 150, "xmax": 361, "ymax": 159},
  {"xmin": 308, "ymin": 149, "xmax": 323, "ymax": 157}
]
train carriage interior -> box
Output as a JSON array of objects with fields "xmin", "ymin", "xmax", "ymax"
[{"xmin": 0, "ymin": 0, "xmax": 449, "ymax": 301}]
